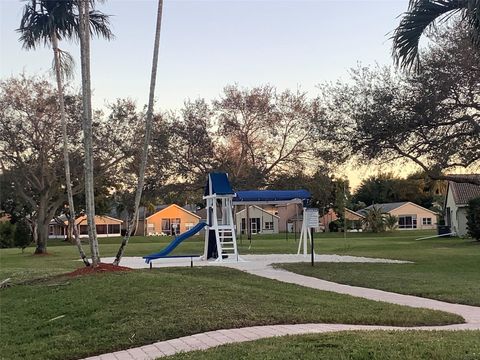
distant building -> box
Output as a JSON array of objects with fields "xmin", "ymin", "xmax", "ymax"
[
  {"xmin": 316, "ymin": 208, "xmax": 365, "ymax": 231},
  {"xmin": 235, "ymin": 205, "xmax": 280, "ymax": 235},
  {"xmin": 146, "ymin": 204, "xmax": 201, "ymax": 236},
  {"xmin": 358, "ymin": 202, "xmax": 438, "ymax": 230},
  {"xmin": 445, "ymin": 176, "xmax": 480, "ymax": 236},
  {"xmin": 49, "ymin": 215, "xmax": 123, "ymax": 239}
]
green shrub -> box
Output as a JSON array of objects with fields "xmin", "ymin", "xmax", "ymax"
[
  {"xmin": 467, "ymin": 197, "xmax": 480, "ymax": 241},
  {"xmin": 328, "ymin": 220, "xmax": 340, "ymax": 232},
  {"xmin": 0, "ymin": 222, "xmax": 15, "ymax": 248},
  {"xmin": 14, "ymin": 220, "xmax": 32, "ymax": 252}
]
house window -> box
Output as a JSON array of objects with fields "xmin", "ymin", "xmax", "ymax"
[
  {"xmin": 398, "ymin": 215, "xmax": 417, "ymax": 229},
  {"xmin": 80, "ymin": 225, "xmax": 88, "ymax": 235},
  {"xmin": 185, "ymin": 223, "xmax": 194, "ymax": 231},
  {"xmin": 161, "ymin": 219, "xmax": 170, "ymax": 233},
  {"xmin": 97, "ymin": 224, "xmax": 107, "ymax": 234},
  {"xmin": 264, "ymin": 221, "xmax": 274, "ymax": 230},
  {"xmin": 422, "ymin": 218, "xmax": 432, "ymax": 225},
  {"xmin": 108, "ymin": 224, "xmax": 120, "ymax": 234}
]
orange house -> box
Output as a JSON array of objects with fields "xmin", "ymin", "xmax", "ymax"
[{"xmin": 146, "ymin": 204, "xmax": 201, "ymax": 236}]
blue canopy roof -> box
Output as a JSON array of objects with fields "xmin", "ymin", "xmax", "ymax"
[
  {"xmin": 234, "ymin": 190, "xmax": 311, "ymax": 203},
  {"xmin": 204, "ymin": 173, "xmax": 235, "ymax": 196}
]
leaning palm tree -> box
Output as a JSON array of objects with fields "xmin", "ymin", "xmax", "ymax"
[
  {"xmin": 113, "ymin": 0, "xmax": 164, "ymax": 266},
  {"xmin": 392, "ymin": 0, "xmax": 480, "ymax": 70},
  {"xmin": 17, "ymin": 0, "xmax": 112, "ymax": 265}
]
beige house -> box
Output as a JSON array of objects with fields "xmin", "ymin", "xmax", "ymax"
[
  {"xmin": 49, "ymin": 215, "xmax": 123, "ymax": 239},
  {"xmin": 235, "ymin": 205, "xmax": 280, "ymax": 235},
  {"xmin": 445, "ymin": 176, "xmax": 480, "ymax": 236},
  {"xmin": 359, "ymin": 202, "xmax": 438, "ymax": 230},
  {"xmin": 146, "ymin": 204, "xmax": 200, "ymax": 236}
]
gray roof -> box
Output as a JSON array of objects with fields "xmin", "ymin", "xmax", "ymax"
[
  {"xmin": 358, "ymin": 202, "xmax": 409, "ymax": 215},
  {"xmin": 195, "ymin": 207, "xmax": 221, "ymax": 220},
  {"xmin": 139, "ymin": 205, "xmax": 168, "ymax": 219},
  {"xmin": 448, "ymin": 175, "xmax": 480, "ymax": 206}
]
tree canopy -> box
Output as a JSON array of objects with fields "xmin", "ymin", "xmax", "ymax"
[
  {"xmin": 0, "ymin": 75, "xmax": 141, "ymax": 252},
  {"xmin": 319, "ymin": 25, "xmax": 480, "ymax": 185}
]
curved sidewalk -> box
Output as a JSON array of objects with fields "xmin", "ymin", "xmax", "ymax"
[
  {"xmin": 81, "ymin": 258, "xmax": 480, "ymax": 360},
  {"xmin": 80, "ymin": 322, "xmax": 479, "ymax": 360},
  {"xmin": 244, "ymin": 266, "xmax": 480, "ymax": 326}
]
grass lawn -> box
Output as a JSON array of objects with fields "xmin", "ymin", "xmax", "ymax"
[
  {"xmin": 0, "ymin": 267, "xmax": 463, "ymax": 360},
  {"xmin": 0, "ymin": 231, "xmax": 478, "ymax": 359},
  {"xmin": 275, "ymin": 233, "xmax": 480, "ymax": 306},
  {"xmin": 2, "ymin": 230, "xmax": 478, "ymax": 306},
  {"xmin": 164, "ymin": 331, "xmax": 480, "ymax": 360}
]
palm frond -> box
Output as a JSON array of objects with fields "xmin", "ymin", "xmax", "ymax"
[
  {"xmin": 17, "ymin": 0, "xmax": 114, "ymax": 49},
  {"xmin": 17, "ymin": 0, "xmax": 78, "ymax": 48},
  {"xmin": 392, "ymin": 0, "xmax": 468, "ymax": 70},
  {"xmin": 88, "ymin": 10, "xmax": 114, "ymax": 40},
  {"xmin": 464, "ymin": 0, "xmax": 480, "ymax": 46},
  {"xmin": 51, "ymin": 49, "xmax": 75, "ymax": 80}
]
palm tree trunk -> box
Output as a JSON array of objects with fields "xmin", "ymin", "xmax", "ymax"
[
  {"xmin": 78, "ymin": 0, "xmax": 100, "ymax": 266},
  {"xmin": 113, "ymin": 0, "xmax": 164, "ymax": 266},
  {"xmin": 52, "ymin": 31, "xmax": 90, "ymax": 267}
]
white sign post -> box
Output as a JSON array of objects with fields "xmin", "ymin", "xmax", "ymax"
[{"xmin": 297, "ymin": 208, "xmax": 319, "ymax": 260}]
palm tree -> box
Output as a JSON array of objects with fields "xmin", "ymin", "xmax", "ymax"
[
  {"xmin": 78, "ymin": 0, "xmax": 99, "ymax": 267},
  {"xmin": 362, "ymin": 206, "xmax": 387, "ymax": 233},
  {"xmin": 392, "ymin": 0, "xmax": 480, "ymax": 70},
  {"xmin": 384, "ymin": 214, "xmax": 399, "ymax": 232},
  {"xmin": 17, "ymin": 0, "xmax": 112, "ymax": 263},
  {"xmin": 113, "ymin": 0, "xmax": 164, "ymax": 266}
]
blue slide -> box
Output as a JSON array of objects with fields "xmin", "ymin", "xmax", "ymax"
[{"xmin": 143, "ymin": 222, "xmax": 207, "ymax": 263}]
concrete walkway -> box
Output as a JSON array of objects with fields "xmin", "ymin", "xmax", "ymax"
[{"xmin": 81, "ymin": 255, "xmax": 480, "ymax": 360}]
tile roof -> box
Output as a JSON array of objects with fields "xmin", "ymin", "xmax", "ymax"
[{"xmin": 449, "ymin": 175, "xmax": 480, "ymax": 206}]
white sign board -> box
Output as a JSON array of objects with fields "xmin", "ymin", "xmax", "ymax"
[{"xmin": 305, "ymin": 208, "xmax": 319, "ymax": 228}]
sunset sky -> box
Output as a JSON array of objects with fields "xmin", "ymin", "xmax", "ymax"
[{"xmin": 0, "ymin": 0, "xmax": 415, "ymax": 187}]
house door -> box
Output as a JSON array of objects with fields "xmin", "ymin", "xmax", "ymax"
[{"xmin": 250, "ymin": 218, "xmax": 260, "ymax": 234}]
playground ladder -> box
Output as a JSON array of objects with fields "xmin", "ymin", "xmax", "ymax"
[
  {"xmin": 215, "ymin": 225, "xmax": 238, "ymax": 260},
  {"xmin": 218, "ymin": 227, "xmax": 237, "ymax": 253}
]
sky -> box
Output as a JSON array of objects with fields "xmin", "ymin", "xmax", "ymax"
[{"xmin": 0, "ymin": 0, "xmax": 414, "ymax": 187}]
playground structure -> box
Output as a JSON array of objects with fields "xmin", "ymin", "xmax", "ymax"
[
  {"xmin": 144, "ymin": 172, "xmax": 313, "ymax": 263},
  {"xmin": 203, "ymin": 173, "xmax": 239, "ymax": 261}
]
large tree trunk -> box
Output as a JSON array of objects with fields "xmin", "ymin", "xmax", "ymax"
[
  {"xmin": 78, "ymin": 0, "xmax": 100, "ymax": 266},
  {"xmin": 35, "ymin": 221, "xmax": 49, "ymax": 254},
  {"xmin": 113, "ymin": 0, "xmax": 164, "ymax": 265},
  {"xmin": 52, "ymin": 31, "xmax": 90, "ymax": 267},
  {"xmin": 34, "ymin": 195, "xmax": 49, "ymax": 254}
]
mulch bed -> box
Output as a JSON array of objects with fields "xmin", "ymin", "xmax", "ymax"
[{"xmin": 66, "ymin": 263, "xmax": 131, "ymax": 277}]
